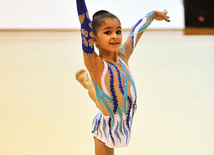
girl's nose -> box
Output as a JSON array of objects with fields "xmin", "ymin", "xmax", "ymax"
[{"xmin": 112, "ymin": 32, "xmax": 117, "ymax": 39}]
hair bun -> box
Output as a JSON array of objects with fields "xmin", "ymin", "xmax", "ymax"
[
  {"xmin": 93, "ymin": 10, "xmax": 110, "ymax": 19},
  {"xmin": 92, "ymin": 10, "xmax": 120, "ymax": 35}
]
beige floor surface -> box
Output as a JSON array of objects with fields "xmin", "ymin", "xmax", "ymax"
[{"xmin": 0, "ymin": 30, "xmax": 214, "ymax": 155}]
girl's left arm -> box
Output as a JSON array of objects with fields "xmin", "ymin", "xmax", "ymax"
[{"xmin": 121, "ymin": 10, "xmax": 170, "ymax": 61}]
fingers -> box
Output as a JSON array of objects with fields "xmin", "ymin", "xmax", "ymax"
[
  {"xmin": 166, "ymin": 16, "xmax": 170, "ymax": 22},
  {"xmin": 164, "ymin": 10, "xmax": 170, "ymax": 22},
  {"xmin": 155, "ymin": 10, "xmax": 170, "ymax": 22}
]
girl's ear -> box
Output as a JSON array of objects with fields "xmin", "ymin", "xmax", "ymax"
[{"xmin": 93, "ymin": 34, "xmax": 98, "ymax": 47}]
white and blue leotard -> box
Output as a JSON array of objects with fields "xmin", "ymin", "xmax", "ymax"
[{"xmin": 76, "ymin": 0, "xmax": 155, "ymax": 148}]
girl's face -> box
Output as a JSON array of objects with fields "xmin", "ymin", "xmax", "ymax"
[{"xmin": 93, "ymin": 17, "xmax": 122, "ymax": 54}]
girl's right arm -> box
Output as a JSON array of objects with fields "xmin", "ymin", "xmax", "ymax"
[
  {"xmin": 121, "ymin": 10, "xmax": 170, "ymax": 61},
  {"xmin": 76, "ymin": 0, "xmax": 100, "ymax": 73}
]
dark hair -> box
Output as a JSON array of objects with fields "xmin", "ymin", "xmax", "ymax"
[{"xmin": 92, "ymin": 10, "xmax": 120, "ymax": 35}]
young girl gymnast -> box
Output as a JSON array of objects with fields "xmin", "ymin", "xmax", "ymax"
[{"xmin": 76, "ymin": 0, "xmax": 170, "ymax": 154}]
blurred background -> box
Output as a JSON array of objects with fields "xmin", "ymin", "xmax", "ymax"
[
  {"xmin": 0, "ymin": 0, "xmax": 184, "ymax": 29},
  {"xmin": 0, "ymin": 0, "xmax": 213, "ymax": 155}
]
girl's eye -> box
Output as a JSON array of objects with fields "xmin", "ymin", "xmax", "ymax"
[
  {"xmin": 116, "ymin": 30, "xmax": 121, "ymax": 34},
  {"xmin": 104, "ymin": 31, "xmax": 111, "ymax": 35}
]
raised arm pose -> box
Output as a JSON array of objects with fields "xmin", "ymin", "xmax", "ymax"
[{"xmin": 76, "ymin": 0, "xmax": 170, "ymax": 154}]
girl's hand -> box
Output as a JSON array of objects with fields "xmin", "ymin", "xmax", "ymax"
[{"xmin": 154, "ymin": 10, "xmax": 170, "ymax": 22}]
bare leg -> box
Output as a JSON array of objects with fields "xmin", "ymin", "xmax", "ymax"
[
  {"xmin": 94, "ymin": 137, "xmax": 114, "ymax": 155},
  {"xmin": 76, "ymin": 70, "xmax": 99, "ymax": 108},
  {"xmin": 77, "ymin": 71, "xmax": 112, "ymax": 153}
]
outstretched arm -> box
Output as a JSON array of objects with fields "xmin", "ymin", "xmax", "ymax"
[
  {"xmin": 76, "ymin": 0, "xmax": 100, "ymax": 74},
  {"xmin": 122, "ymin": 10, "xmax": 170, "ymax": 61},
  {"xmin": 76, "ymin": 0, "xmax": 94, "ymax": 55}
]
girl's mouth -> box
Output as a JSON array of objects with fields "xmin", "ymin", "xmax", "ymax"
[{"xmin": 109, "ymin": 42, "xmax": 119, "ymax": 45}]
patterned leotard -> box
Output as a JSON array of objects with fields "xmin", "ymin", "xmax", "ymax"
[{"xmin": 76, "ymin": 0, "xmax": 155, "ymax": 148}]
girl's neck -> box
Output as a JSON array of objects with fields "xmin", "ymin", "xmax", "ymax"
[{"xmin": 100, "ymin": 52, "xmax": 119, "ymax": 63}]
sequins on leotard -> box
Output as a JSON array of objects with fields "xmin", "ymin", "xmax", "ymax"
[
  {"xmin": 92, "ymin": 57, "xmax": 137, "ymax": 147},
  {"xmin": 76, "ymin": 0, "xmax": 154, "ymax": 147}
]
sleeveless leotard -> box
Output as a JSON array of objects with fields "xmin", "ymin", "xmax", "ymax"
[{"xmin": 76, "ymin": 0, "xmax": 155, "ymax": 148}]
